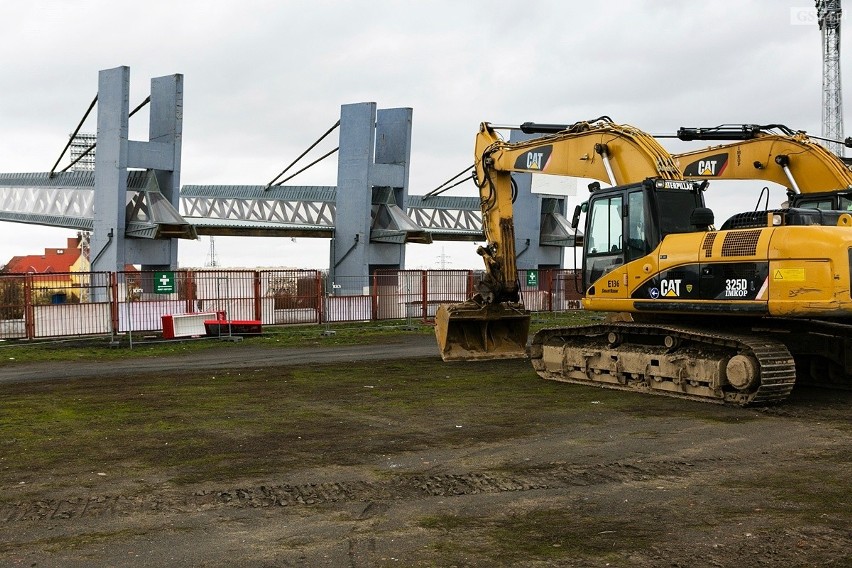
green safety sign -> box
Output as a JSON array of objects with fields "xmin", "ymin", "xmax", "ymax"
[
  {"xmin": 526, "ymin": 270, "xmax": 539, "ymax": 287},
  {"xmin": 154, "ymin": 271, "xmax": 176, "ymax": 294}
]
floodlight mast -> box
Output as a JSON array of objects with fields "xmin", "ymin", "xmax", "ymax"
[{"xmin": 817, "ymin": 0, "xmax": 845, "ymax": 156}]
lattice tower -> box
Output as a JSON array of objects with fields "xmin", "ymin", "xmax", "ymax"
[
  {"xmin": 205, "ymin": 235, "xmax": 219, "ymax": 267},
  {"xmin": 817, "ymin": 0, "xmax": 845, "ymax": 156}
]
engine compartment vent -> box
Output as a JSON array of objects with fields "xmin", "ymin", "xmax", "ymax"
[
  {"xmin": 702, "ymin": 232, "xmax": 718, "ymax": 258},
  {"xmin": 721, "ymin": 230, "xmax": 761, "ymax": 257}
]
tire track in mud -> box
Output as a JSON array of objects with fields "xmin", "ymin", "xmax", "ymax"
[{"xmin": 0, "ymin": 458, "xmax": 714, "ymax": 524}]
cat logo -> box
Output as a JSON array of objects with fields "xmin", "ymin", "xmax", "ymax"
[
  {"xmin": 527, "ymin": 152, "xmax": 545, "ymax": 169},
  {"xmin": 682, "ymin": 152, "xmax": 729, "ymax": 177},
  {"xmin": 513, "ymin": 144, "xmax": 553, "ymax": 171},
  {"xmin": 698, "ymin": 160, "xmax": 718, "ymax": 175},
  {"xmin": 660, "ymin": 279, "xmax": 682, "ymax": 297}
]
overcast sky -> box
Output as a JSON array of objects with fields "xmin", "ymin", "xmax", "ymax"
[{"xmin": 0, "ymin": 0, "xmax": 847, "ymax": 271}]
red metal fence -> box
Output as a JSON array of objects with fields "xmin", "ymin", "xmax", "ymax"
[{"xmin": 0, "ymin": 268, "xmax": 582, "ymax": 340}]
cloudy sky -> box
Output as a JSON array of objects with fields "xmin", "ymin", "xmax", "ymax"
[{"xmin": 0, "ymin": 0, "xmax": 847, "ymax": 270}]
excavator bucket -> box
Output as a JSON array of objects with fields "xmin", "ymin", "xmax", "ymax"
[{"xmin": 434, "ymin": 301, "xmax": 531, "ymax": 361}]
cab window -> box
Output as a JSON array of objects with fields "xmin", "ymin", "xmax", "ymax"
[
  {"xmin": 797, "ymin": 199, "xmax": 834, "ymax": 210},
  {"xmin": 584, "ymin": 195, "xmax": 624, "ymax": 289},
  {"xmin": 587, "ymin": 196, "xmax": 623, "ymax": 255},
  {"xmin": 655, "ymin": 190, "xmax": 703, "ymax": 235},
  {"xmin": 626, "ymin": 190, "xmax": 649, "ymax": 261}
]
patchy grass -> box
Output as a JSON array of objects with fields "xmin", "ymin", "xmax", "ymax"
[
  {"xmin": 614, "ymin": 397, "xmax": 763, "ymax": 423},
  {"xmin": 6, "ymin": 349, "xmax": 756, "ymax": 491},
  {"xmin": 720, "ymin": 453, "xmax": 852, "ymax": 526},
  {"xmin": 529, "ymin": 309, "xmax": 602, "ymax": 332},
  {"xmin": 0, "ymin": 357, "xmax": 614, "ymax": 488},
  {"xmin": 0, "ymin": 321, "xmax": 434, "ymax": 365},
  {"xmin": 0, "ymin": 528, "xmax": 152, "ymax": 554},
  {"xmin": 0, "ymin": 312, "xmax": 601, "ymax": 366},
  {"xmin": 0, "ymin": 335, "xmax": 768, "ymax": 492},
  {"xmin": 419, "ymin": 509, "xmax": 661, "ymax": 564},
  {"xmin": 1, "ymin": 310, "xmax": 850, "ymax": 567}
]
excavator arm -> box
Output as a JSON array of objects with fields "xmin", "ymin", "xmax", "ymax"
[
  {"xmin": 471, "ymin": 120, "xmax": 682, "ymax": 305},
  {"xmin": 435, "ymin": 118, "xmax": 682, "ymax": 361},
  {"xmin": 477, "ymin": 120, "xmax": 682, "ymax": 186},
  {"xmin": 674, "ymin": 125, "xmax": 852, "ymax": 195}
]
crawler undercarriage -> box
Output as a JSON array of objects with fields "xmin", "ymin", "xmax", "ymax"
[{"xmin": 530, "ymin": 323, "xmax": 801, "ymax": 406}]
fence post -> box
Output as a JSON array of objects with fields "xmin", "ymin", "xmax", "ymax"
[
  {"xmin": 550, "ymin": 271, "xmax": 555, "ymax": 312},
  {"xmin": 545, "ymin": 270, "xmax": 553, "ymax": 312},
  {"xmin": 316, "ymin": 271, "xmax": 325, "ymax": 324},
  {"xmin": 24, "ymin": 273, "xmax": 34, "ymax": 340},
  {"xmin": 253, "ymin": 271, "xmax": 262, "ymax": 321},
  {"xmin": 370, "ymin": 273, "xmax": 378, "ymax": 321},
  {"xmin": 420, "ymin": 270, "xmax": 428, "ymax": 322},
  {"xmin": 109, "ymin": 272, "xmax": 119, "ymax": 335},
  {"xmin": 184, "ymin": 270, "xmax": 195, "ymax": 313},
  {"xmin": 467, "ymin": 270, "xmax": 474, "ymax": 299}
]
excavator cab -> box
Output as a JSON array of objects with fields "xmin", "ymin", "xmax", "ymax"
[{"xmin": 581, "ymin": 179, "xmax": 709, "ymax": 290}]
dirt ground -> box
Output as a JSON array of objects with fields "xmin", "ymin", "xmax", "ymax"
[{"xmin": 0, "ymin": 334, "xmax": 850, "ymax": 567}]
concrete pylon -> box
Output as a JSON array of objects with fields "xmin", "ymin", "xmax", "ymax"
[
  {"xmin": 330, "ymin": 103, "xmax": 413, "ymax": 293},
  {"xmin": 90, "ymin": 66, "xmax": 186, "ymax": 274}
]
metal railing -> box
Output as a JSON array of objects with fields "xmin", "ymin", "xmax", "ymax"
[{"xmin": 0, "ymin": 268, "xmax": 582, "ymax": 340}]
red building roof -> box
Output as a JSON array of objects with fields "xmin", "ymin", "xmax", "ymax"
[{"xmin": 3, "ymin": 237, "xmax": 82, "ymax": 276}]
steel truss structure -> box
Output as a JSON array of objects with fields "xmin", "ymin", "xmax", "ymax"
[{"xmin": 0, "ymin": 175, "xmax": 486, "ymax": 240}]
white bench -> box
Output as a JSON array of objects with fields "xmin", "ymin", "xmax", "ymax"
[{"xmin": 162, "ymin": 312, "xmax": 221, "ymax": 338}]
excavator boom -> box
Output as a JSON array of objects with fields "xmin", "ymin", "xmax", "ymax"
[{"xmin": 673, "ymin": 125, "xmax": 852, "ymax": 196}]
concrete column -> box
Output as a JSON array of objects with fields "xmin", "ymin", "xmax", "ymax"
[
  {"xmin": 509, "ymin": 130, "xmax": 565, "ymax": 270},
  {"xmin": 89, "ymin": 67, "xmax": 184, "ymax": 275},
  {"xmin": 371, "ymin": 106, "xmax": 412, "ymax": 268},
  {"xmin": 90, "ymin": 66, "xmax": 130, "ymax": 274},
  {"xmin": 332, "ymin": 103, "xmax": 375, "ymax": 293},
  {"xmin": 136, "ymin": 74, "xmax": 184, "ymax": 271},
  {"xmin": 330, "ymin": 103, "xmax": 413, "ymax": 294}
]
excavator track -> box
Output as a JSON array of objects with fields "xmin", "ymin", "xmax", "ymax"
[{"xmin": 529, "ymin": 323, "xmax": 797, "ymax": 406}]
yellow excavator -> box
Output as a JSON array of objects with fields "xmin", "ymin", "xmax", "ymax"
[
  {"xmin": 436, "ymin": 119, "xmax": 852, "ymax": 405},
  {"xmin": 673, "ymin": 124, "xmax": 852, "ymax": 210},
  {"xmin": 435, "ymin": 118, "xmax": 681, "ymax": 361}
]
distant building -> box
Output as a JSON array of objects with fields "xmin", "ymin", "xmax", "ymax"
[
  {"xmin": 3, "ymin": 237, "xmax": 87, "ymax": 276},
  {"xmin": 2, "ymin": 237, "xmax": 88, "ymax": 303},
  {"xmin": 1, "ymin": 237, "xmax": 137, "ymax": 303}
]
